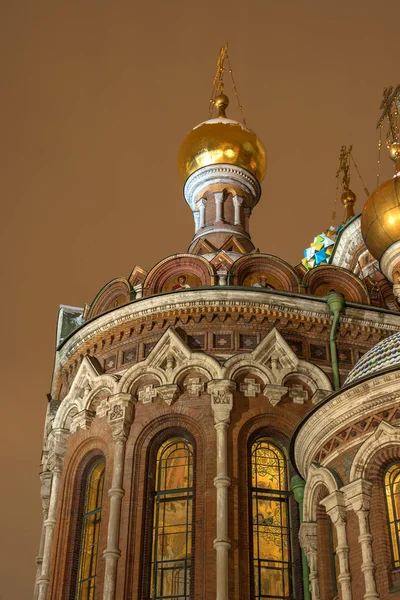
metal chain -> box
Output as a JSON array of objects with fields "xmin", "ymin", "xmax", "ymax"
[{"xmin": 349, "ymin": 152, "xmax": 369, "ymax": 196}]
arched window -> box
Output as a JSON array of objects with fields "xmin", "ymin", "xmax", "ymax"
[
  {"xmin": 76, "ymin": 458, "xmax": 105, "ymax": 599},
  {"xmin": 150, "ymin": 437, "xmax": 194, "ymax": 600},
  {"xmin": 385, "ymin": 462, "xmax": 400, "ymax": 568},
  {"xmin": 250, "ymin": 438, "xmax": 292, "ymax": 600}
]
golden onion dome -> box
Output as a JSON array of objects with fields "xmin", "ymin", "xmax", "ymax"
[
  {"xmin": 178, "ymin": 94, "xmax": 267, "ymax": 184},
  {"xmin": 361, "ymin": 174, "xmax": 400, "ymax": 260}
]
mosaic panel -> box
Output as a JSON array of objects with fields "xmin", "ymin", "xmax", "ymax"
[
  {"xmin": 287, "ymin": 339, "xmax": 304, "ymax": 358},
  {"xmin": 104, "ymin": 354, "xmax": 117, "ymax": 371},
  {"xmin": 213, "ymin": 333, "xmax": 232, "ymax": 350},
  {"xmin": 187, "ymin": 334, "xmax": 205, "ymax": 350},
  {"xmin": 144, "ymin": 341, "xmax": 157, "ymax": 357},
  {"xmin": 309, "ymin": 344, "xmax": 328, "ymax": 362},
  {"xmin": 122, "ymin": 346, "xmax": 137, "ymax": 365},
  {"xmin": 239, "ymin": 334, "xmax": 258, "ymax": 350},
  {"xmin": 337, "ymin": 347, "xmax": 352, "ymax": 365}
]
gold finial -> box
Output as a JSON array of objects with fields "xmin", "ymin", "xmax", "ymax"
[
  {"xmin": 333, "ymin": 145, "xmax": 362, "ymax": 223},
  {"xmin": 337, "ymin": 145, "xmax": 352, "ymax": 193},
  {"xmin": 377, "ymin": 85, "xmax": 400, "ymax": 172},
  {"xmin": 332, "ymin": 145, "xmax": 369, "ymax": 224},
  {"xmin": 214, "ymin": 93, "xmax": 229, "ymax": 118},
  {"xmin": 208, "ymin": 43, "xmax": 246, "ymax": 125}
]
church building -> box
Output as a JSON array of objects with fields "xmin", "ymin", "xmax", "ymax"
[{"xmin": 34, "ymin": 50, "xmax": 400, "ymax": 600}]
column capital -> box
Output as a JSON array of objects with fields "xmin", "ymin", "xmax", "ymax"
[
  {"xmin": 47, "ymin": 428, "xmax": 69, "ymax": 473},
  {"xmin": 299, "ymin": 521, "xmax": 317, "ymax": 551},
  {"xmin": 70, "ymin": 408, "xmax": 96, "ymax": 433},
  {"xmin": 232, "ymin": 194, "xmax": 244, "ymax": 206},
  {"xmin": 342, "ymin": 478, "xmax": 373, "ymax": 512},
  {"xmin": 207, "ymin": 379, "xmax": 236, "ymax": 424},
  {"xmin": 197, "ymin": 197, "xmax": 207, "ymax": 208},
  {"xmin": 320, "ymin": 490, "xmax": 347, "ymax": 524},
  {"xmin": 107, "ymin": 393, "xmax": 135, "ymax": 440}
]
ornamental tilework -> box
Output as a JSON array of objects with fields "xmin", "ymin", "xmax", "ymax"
[
  {"xmin": 187, "ymin": 334, "xmax": 205, "ymax": 349},
  {"xmin": 345, "ymin": 331, "xmax": 400, "ymax": 384}
]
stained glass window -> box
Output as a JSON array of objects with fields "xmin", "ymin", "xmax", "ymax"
[
  {"xmin": 385, "ymin": 463, "xmax": 400, "ymax": 568},
  {"xmin": 76, "ymin": 459, "xmax": 105, "ymax": 600},
  {"xmin": 150, "ymin": 437, "xmax": 193, "ymax": 600},
  {"xmin": 251, "ymin": 439, "xmax": 292, "ymax": 600}
]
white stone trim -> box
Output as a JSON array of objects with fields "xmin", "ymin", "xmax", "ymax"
[
  {"xmin": 294, "ymin": 371, "xmax": 400, "ymax": 478},
  {"xmin": 303, "ymin": 464, "xmax": 339, "ymax": 522},
  {"xmin": 380, "ymin": 240, "xmax": 400, "ymax": 283},
  {"xmin": 183, "ymin": 164, "xmax": 260, "ymax": 211},
  {"xmin": 350, "ymin": 421, "xmax": 400, "ymax": 481}
]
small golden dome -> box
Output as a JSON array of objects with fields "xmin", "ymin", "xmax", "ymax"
[
  {"xmin": 177, "ymin": 103, "xmax": 267, "ymax": 183},
  {"xmin": 361, "ymin": 174, "xmax": 400, "ymax": 260}
]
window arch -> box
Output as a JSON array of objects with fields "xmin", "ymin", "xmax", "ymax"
[
  {"xmin": 75, "ymin": 458, "xmax": 105, "ymax": 599},
  {"xmin": 250, "ymin": 438, "xmax": 292, "ymax": 600},
  {"xmin": 385, "ymin": 462, "xmax": 400, "ymax": 568},
  {"xmin": 149, "ymin": 436, "xmax": 194, "ymax": 600}
]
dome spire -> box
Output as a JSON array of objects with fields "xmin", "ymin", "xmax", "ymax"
[
  {"xmin": 208, "ymin": 43, "xmax": 246, "ymax": 125},
  {"xmin": 337, "ymin": 145, "xmax": 356, "ymax": 223},
  {"xmin": 377, "ymin": 85, "xmax": 400, "ymax": 174}
]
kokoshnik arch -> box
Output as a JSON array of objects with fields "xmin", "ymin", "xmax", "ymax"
[{"xmin": 35, "ymin": 47, "xmax": 400, "ymax": 600}]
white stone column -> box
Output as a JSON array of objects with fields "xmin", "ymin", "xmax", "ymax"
[
  {"xmin": 193, "ymin": 211, "xmax": 200, "ymax": 232},
  {"xmin": 34, "ymin": 471, "xmax": 52, "ymax": 599},
  {"xmin": 232, "ymin": 195, "xmax": 243, "ymax": 225},
  {"xmin": 321, "ymin": 491, "xmax": 352, "ymax": 600},
  {"xmin": 198, "ymin": 198, "xmax": 207, "ymax": 228},
  {"xmin": 344, "ymin": 479, "xmax": 379, "ymax": 600},
  {"xmin": 299, "ymin": 522, "xmax": 320, "ymax": 600},
  {"xmin": 207, "ymin": 379, "xmax": 236, "ymax": 600},
  {"xmin": 214, "ymin": 192, "xmax": 224, "ymax": 223},
  {"xmin": 37, "ymin": 429, "xmax": 68, "ymax": 600},
  {"xmin": 103, "ymin": 393, "xmax": 134, "ymax": 600}
]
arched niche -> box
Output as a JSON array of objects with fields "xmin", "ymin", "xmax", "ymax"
[
  {"xmin": 87, "ymin": 277, "xmax": 132, "ymax": 319},
  {"xmin": 303, "ymin": 265, "xmax": 370, "ymax": 304},
  {"xmin": 143, "ymin": 253, "xmax": 215, "ymax": 295},
  {"xmin": 231, "ymin": 253, "xmax": 301, "ymax": 291}
]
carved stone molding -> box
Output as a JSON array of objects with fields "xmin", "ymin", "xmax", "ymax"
[
  {"xmin": 138, "ymin": 384, "xmax": 157, "ymax": 404},
  {"xmin": 185, "ymin": 377, "xmax": 205, "ymax": 397},
  {"xmin": 70, "ymin": 409, "xmax": 95, "ymax": 433},
  {"xmin": 107, "ymin": 393, "xmax": 135, "ymax": 440},
  {"xmin": 289, "ymin": 384, "xmax": 308, "ymax": 404},
  {"xmin": 208, "ymin": 379, "xmax": 236, "ymax": 424},
  {"xmin": 240, "ymin": 378, "xmax": 261, "ymax": 397},
  {"xmin": 157, "ymin": 384, "xmax": 180, "ymax": 406},
  {"xmin": 263, "ymin": 384, "xmax": 288, "ymax": 406},
  {"xmin": 46, "ymin": 429, "xmax": 68, "ymax": 473}
]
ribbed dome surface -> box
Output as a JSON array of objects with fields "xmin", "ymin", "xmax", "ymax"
[{"xmin": 345, "ymin": 331, "xmax": 400, "ymax": 385}]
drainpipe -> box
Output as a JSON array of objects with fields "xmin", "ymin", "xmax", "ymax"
[
  {"xmin": 326, "ymin": 292, "xmax": 345, "ymax": 391},
  {"xmin": 291, "ymin": 475, "xmax": 311, "ymax": 600}
]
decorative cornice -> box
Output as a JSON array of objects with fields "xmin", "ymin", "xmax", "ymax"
[
  {"xmin": 184, "ymin": 164, "xmax": 261, "ymax": 211},
  {"xmin": 294, "ymin": 370, "xmax": 400, "ymax": 477}
]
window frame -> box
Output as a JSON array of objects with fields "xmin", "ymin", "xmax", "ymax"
[
  {"xmin": 384, "ymin": 461, "xmax": 400, "ymax": 569},
  {"xmin": 142, "ymin": 431, "xmax": 196, "ymax": 600},
  {"xmin": 248, "ymin": 435, "xmax": 294, "ymax": 600}
]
